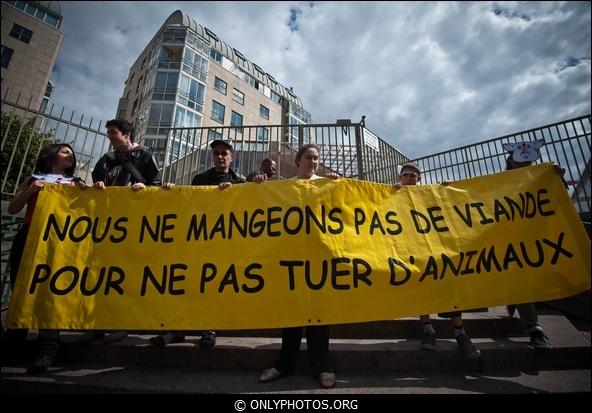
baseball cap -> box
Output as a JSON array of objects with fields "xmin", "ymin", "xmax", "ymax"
[
  {"xmin": 210, "ymin": 139, "xmax": 233, "ymax": 152},
  {"xmin": 400, "ymin": 162, "xmax": 421, "ymax": 175}
]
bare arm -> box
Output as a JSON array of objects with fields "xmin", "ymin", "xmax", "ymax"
[{"xmin": 7, "ymin": 178, "xmax": 45, "ymax": 214}]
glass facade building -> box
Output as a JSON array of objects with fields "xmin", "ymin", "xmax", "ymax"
[{"xmin": 116, "ymin": 10, "xmax": 311, "ymax": 166}]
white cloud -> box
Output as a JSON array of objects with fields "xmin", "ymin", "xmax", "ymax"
[{"xmin": 48, "ymin": 1, "xmax": 590, "ymax": 159}]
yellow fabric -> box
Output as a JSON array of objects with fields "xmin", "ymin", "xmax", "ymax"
[{"xmin": 6, "ymin": 163, "xmax": 590, "ymax": 330}]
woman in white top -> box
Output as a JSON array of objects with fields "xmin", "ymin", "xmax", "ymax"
[{"xmin": 254, "ymin": 144, "xmax": 339, "ymax": 388}]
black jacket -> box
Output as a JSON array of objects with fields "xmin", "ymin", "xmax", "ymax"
[
  {"xmin": 92, "ymin": 146, "xmax": 161, "ymax": 187},
  {"xmin": 191, "ymin": 168, "xmax": 245, "ymax": 186}
]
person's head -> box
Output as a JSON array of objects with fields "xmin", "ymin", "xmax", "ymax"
[
  {"xmin": 260, "ymin": 158, "xmax": 277, "ymax": 178},
  {"xmin": 210, "ymin": 140, "xmax": 234, "ymax": 173},
  {"xmin": 503, "ymin": 140, "xmax": 544, "ymax": 170},
  {"xmin": 106, "ymin": 119, "xmax": 135, "ymax": 152},
  {"xmin": 35, "ymin": 143, "xmax": 76, "ymax": 176},
  {"xmin": 399, "ymin": 162, "xmax": 421, "ymax": 186},
  {"xmin": 295, "ymin": 144, "xmax": 320, "ymax": 178}
]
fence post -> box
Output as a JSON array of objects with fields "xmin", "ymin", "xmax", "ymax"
[{"xmin": 355, "ymin": 116, "xmax": 366, "ymax": 180}]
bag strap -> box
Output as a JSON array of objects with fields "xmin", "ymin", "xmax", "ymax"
[{"xmin": 115, "ymin": 151, "xmax": 145, "ymax": 184}]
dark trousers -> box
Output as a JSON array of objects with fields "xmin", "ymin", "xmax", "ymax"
[{"xmin": 274, "ymin": 326, "xmax": 332, "ymax": 375}]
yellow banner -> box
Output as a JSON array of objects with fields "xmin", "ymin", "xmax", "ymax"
[{"xmin": 6, "ymin": 163, "xmax": 590, "ymax": 330}]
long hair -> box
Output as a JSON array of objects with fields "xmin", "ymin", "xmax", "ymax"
[{"xmin": 35, "ymin": 143, "xmax": 77, "ymax": 177}]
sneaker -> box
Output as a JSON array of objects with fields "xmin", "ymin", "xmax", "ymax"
[
  {"xmin": 318, "ymin": 372, "xmax": 336, "ymax": 389},
  {"xmin": 149, "ymin": 332, "xmax": 185, "ymax": 347},
  {"xmin": 455, "ymin": 333, "xmax": 481, "ymax": 359},
  {"xmin": 103, "ymin": 331, "xmax": 128, "ymax": 343},
  {"xmin": 199, "ymin": 330, "xmax": 216, "ymax": 349},
  {"xmin": 419, "ymin": 330, "xmax": 437, "ymax": 351},
  {"xmin": 26, "ymin": 355, "xmax": 54, "ymax": 374},
  {"xmin": 530, "ymin": 329, "xmax": 552, "ymax": 350}
]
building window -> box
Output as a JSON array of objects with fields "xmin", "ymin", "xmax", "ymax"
[
  {"xmin": 211, "ymin": 100, "xmax": 225, "ymax": 124},
  {"xmin": 259, "ymin": 104, "xmax": 270, "ymax": 120},
  {"xmin": 182, "ymin": 47, "xmax": 208, "ymax": 82},
  {"xmin": 271, "ymin": 90, "xmax": 282, "ymax": 104},
  {"xmin": 5, "ymin": 1, "xmax": 60, "ymax": 28},
  {"xmin": 44, "ymin": 13, "xmax": 59, "ymax": 28},
  {"xmin": 231, "ymin": 111, "xmax": 243, "ymax": 132},
  {"xmin": 210, "ymin": 49, "xmax": 222, "ymax": 64},
  {"xmin": 147, "ymin": 103, "xmax": 174, "ymax": 136},
  {"xmin": 178, "ymin": 74, "xmax": 205, "ymax": 113},
  {"xmin": 232, "ymin": 88, "xmax": 244, "ymax": 105},
  {"xmin": 9, "ymin": 23, "xmax": 33, "ymax": 44},
  {"xmin": 213, "ymin": 77, "xmax": 227, "ymax": 95},
  {"xmin": 153, "ymin": 71, "xmax": 178, "ymax": 101},
  {"xmin": 208, "ymin": 129, "xmax": 223, "ymax": 141},
  {"xmin": 1, "ymin": 46, "xmax": 14, "ymax": 68},
  {"xmin": 257, "ymin": 127, "xmax": 269, "ymax": 141}
]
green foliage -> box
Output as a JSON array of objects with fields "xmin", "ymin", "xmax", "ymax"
[{"xmin": 1, "ymin": 113, "xmax": 57, "ymax": 198}]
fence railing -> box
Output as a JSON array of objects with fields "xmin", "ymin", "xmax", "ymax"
[
  {"xmin": 1, "ymin": 89, "xmax": 110, "ymax": 196},
  {"xmin": 411, "ymin": 114, "xmax": 592, "ymax": 214},
  {"xmin": 159, "ymin": 118, "xmax": 411, "ymax": 185}
]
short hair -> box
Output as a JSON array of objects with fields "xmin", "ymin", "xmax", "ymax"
[
  {"xmin": 400, "ymin": 162, "xmax": 421, "ymax": 175},
  {"xmin": 261, "ymin": 157, "xmax": 275, "ymax": 166},
  {"xmin": 35, "ymin": 143, "xmax": 77, "ymax": 177},
  {"xmin": 106, "ymin": 119, "xmax": 135, "ymax": 142},
  {"xmin": 295, "ymin": 144, "xmax": 320, "ymax": 166}
]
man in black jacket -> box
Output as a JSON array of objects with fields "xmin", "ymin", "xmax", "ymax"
[
  {"xmin": 81, "ymin": 119, "xmax": 172, "ymax": 344},
  {"xmin": 92, "ymin": 119, "xmax": 161, "ymax": 189},
  {"xmin": 191, "ymin": 139, "xmax": 246, "ymax": 187},
  {"xmin": 149, "ymin": 139, "xmax": 244, "ymax": 349}
]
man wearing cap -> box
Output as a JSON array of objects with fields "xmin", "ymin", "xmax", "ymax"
[
  {"xmin": 394, "ymin": 162, "xmax": 482, "ymax": 359},
  {"xmin": 149, "ymin": 139, "xmax": 245, "ymax": 348},
  {"xmin": 192, "ymin": 140, "xmax": 246, "ymax": 187}
]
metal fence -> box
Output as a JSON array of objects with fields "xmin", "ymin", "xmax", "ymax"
[
  {"xmin": 1, "ymin": 89, "xmax": 110, "ymax": 197},
  {"xmin": 160, "ymin": 117, "xmax": 410, "ymax": 185},
  {"xmin": 411, "ymin": 115, "xmax": 592, "ymax": 215}
]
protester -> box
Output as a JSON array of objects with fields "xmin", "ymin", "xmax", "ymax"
[
  {"xmin": 246, "ymin": 157, "xmax": 281, "ymax": 182},
  {"xmin": 501, "ymin": 140, "xmax": 566, "ymax": 349},
  {"xmin": 150, "ymin": 139, "xmax": 244, "ymax": 348},
  {"xmin": 6, "ymin": 143, "xmax": 88, "ymax": 373},
  {"xmin": 394, "ymin": 162, "xmax": 482, "ymax": 359},
  {"xmin": 81, "ymin": 119, "xmax": 173, "ymax": 344},
  {"xmin": 255, "ymin": 144, "xmax": 340, "ymax": 389}
]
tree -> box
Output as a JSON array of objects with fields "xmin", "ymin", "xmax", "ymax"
[{"xmin": 1, "ymin": 112, "xmax": 57, "ymax": 199}]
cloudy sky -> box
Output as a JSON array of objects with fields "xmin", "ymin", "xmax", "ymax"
[{"xmin": 50, "ymin": 1, "xmax": 591, "ymax": 159}]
